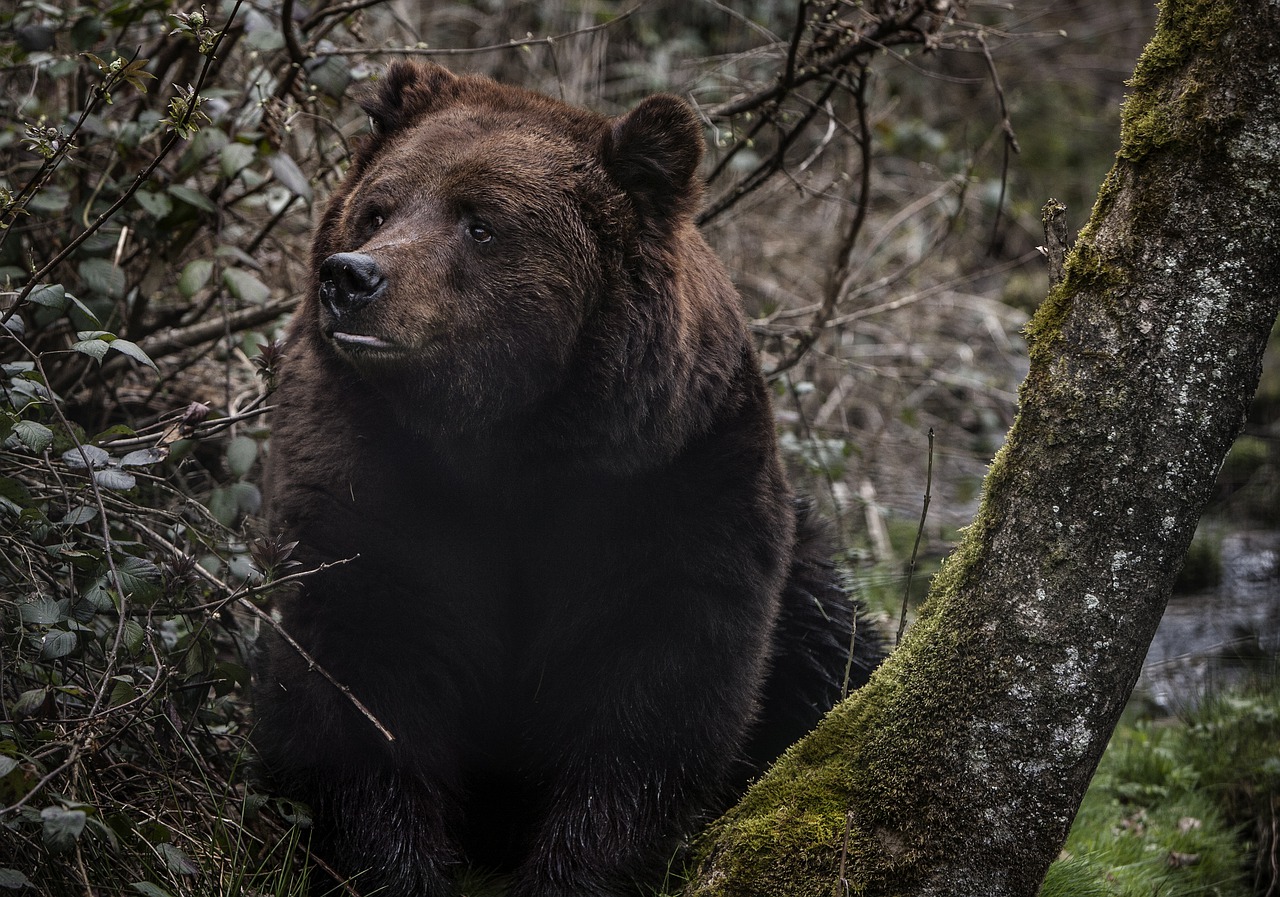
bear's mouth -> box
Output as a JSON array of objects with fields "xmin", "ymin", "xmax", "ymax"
[{"xmin": 327, "ymin": 330, "xmax": 401, "ymax": 351}]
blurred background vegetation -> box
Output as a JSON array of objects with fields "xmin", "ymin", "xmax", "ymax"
[{"xmin": 1, "ymin": 1, "xmax": 1276, "ymax": 894}]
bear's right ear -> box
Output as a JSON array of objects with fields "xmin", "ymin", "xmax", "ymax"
[
  {"xmin": 602, "ymin": 94, "xmax": 705, "ymax": 225},
  {"xmin": 360, "ymin": 61, "xmax": 460, "ymax": 137}
]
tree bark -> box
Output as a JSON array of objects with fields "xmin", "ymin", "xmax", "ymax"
[{"xmin": 687, "ymin": 1, "xmax": 1280, "ymax": 894}]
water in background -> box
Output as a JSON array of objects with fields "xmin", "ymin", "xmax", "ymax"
[{"xmin": 1138, "ymin": 531, "xmax": 1280, "ymax": 713}]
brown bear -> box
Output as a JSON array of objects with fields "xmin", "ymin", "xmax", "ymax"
[{"xmin": 254, "ymin": 61, "xmax": 881, "ymax": 897}]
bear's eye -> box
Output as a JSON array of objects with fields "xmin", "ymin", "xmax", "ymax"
[
  {"xmin": 368, "ymin": 210, "xmax": 386, "ymax": 230},
  {"xmin": 467, "ymin": 223, "xmax": 495, "ymax": 245}
]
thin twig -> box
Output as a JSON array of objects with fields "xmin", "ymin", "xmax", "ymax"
[
  {"xmin": 301, "ymin": 0, "xmax": 395, "ymax": 32},
  {"xmin": 707, "ymin": 10, "xmax": 926, "ymax": 120},
  {"xmin": 769, "ymin": 66, "xmax": 873, "ymax": 377},
  {"xmin": 896, "ymin": 428, "xmax": 934, "ymax": 646},
  {"xmin": 836, "ymin": 809, "xmax": 854, "ymax": 897},
  {"xmin": 138, "ymin": 527, "xmax": 396, "ymax": 743},
  {"xmin": 0, "ymin": 50, "xmax": 141, "ymax": 247},
  {"xmin": 698, "ymin": 77, "xmax": 841, "ymax": 225},
  {"xmin": 1, "ymin": 0, "xmax": 247, "ymax": 328},
  {"xmin": 319, "ymin": 5, "xmax": 645, "ymax": 57},
  {"xmin": 841, "ymin": 604, "xmax": 860, "ymax": 700},
  {"xmin": 978, "ymin": 33, "xmax": 1020, "ymax": 253}
]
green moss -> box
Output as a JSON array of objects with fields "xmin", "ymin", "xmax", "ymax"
[
  {"xmin": 689, "ymin": 461, "xmax": 1010, "ymax": 894},
  {"xmin": 1023, "ymin": 190, "xmax": 1132, "ymax": 363},
  {"xmin": 1020, "ymin": 0, "xmax": 1244, "ymax": 370},
  {"xmin": 1118, "ymin": 0, "xmax": 1240, "ymax": 162}
]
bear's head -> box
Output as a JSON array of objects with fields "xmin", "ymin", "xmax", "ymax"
[{"xmin": 297, "ymin": 62, "xmax": 747, "ymax": 468}]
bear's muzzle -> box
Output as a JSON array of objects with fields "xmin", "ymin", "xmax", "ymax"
[{"xmin": 318, "ymin": 252, "xmax": 387, "ymax": 319}]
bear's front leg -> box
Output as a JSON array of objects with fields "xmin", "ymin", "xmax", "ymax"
[
  {"xmin": 303, "ymin": 763, "xmax": 464, "ymax": 897},
  {"xmin": 509, "ymin": 727, "xmax": 746, "ymax": 897},
  {"xmin": 507, "ymin": 628, "xmax": 769, "ymax": 897},
  {"xmin": 254, "ymin": 632, "xmax": 469, "ymax": 897}
]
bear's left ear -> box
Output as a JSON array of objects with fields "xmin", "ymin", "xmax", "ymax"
[
  {"xmin": 602, "ymin": 94, "xmax": 704, "ymax": 224},
  {"xmin": 360, "ymin": 61, "xmax": 460, "ymax": 138}
]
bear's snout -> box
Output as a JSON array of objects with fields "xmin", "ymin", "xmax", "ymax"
[{"xmin": 318, "ymin": 252, "xmax": 387, "ymax": 319}]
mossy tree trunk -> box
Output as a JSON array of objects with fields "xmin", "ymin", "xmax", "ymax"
[{"xmin": 687, "ymin": 1, "xmax": 1280, "ymax": 895}]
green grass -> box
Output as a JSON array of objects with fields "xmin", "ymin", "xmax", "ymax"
[{"xmin": 1044, "ymin": 683, "xmax": 1280, "ymax": 897}]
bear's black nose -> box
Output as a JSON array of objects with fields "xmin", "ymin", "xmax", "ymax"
[{"xmin": 318, "ymin": 252, "xmax": 386, "ymax": 318}]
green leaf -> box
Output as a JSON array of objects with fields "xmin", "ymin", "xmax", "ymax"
[
  {"xmin": 82, "ymin": 581, "xmax": 114, "ymax": 612},
  {"xmin": 62, "ymin": 445, "xmax": 110, "ymax": 469},
  {"xmin": 244, "ymin": 27, "xmax": 285, "ymax": 52},
  {"xmin": 121, "ymin": 619, "xmax": 146, "ymax": 654},
  {"xmin": 12, "ymin": 688, "xmax": 50, "ymax": 719},
  {"xmin": 230, "ymin": 481, "xmax": 262, "ymax": 515},
  {"xmin": 275, "ymin": 798, "xmax": 311, "ymax": 826},
  {"xmin": 214, "ymin": 660, "xmax": 251, "ymax": 694},
  {"xmin": 156, "ymin": 842, "xmax": 198, "ymax": 876},
  {"xmin": 220, "ymin": 142, "xmax": 256, "ymax": 180},
  {"xmin": 268, "ymin": 152, "xmax": 312, "ymax": 202},
  {"xmin": 93, "ymin": 468, "xmax": 137, "ymax": 491},
  {"xmin": 60, "ymin": 505, "xmax": 98, "ymax": 526},
  {"xmin": 107, "ymin": 677, "xmax": 137, "ymax": 708},
  {"xmin": 117, "ymin": 556, "xmax": 162, "ymax": 603},
  {"xmin": 214, "ymin": 244, "xmax": 257, "ymax": 267},
  {"xmin": 40, "ymin": 630, "xmax": 78, "ymax": 660},
  {"xmin": 77, "ymin": 258, "xmax": 126, "ymax": 299},
  {"xmin": 0, "ymin": 756, "xmax": 18, "ymax": 778},
  {"xmin": 91, "ymin": 424, "xmax": 135, "ymax": 442},
  {"xmin": 26, "ymin": 283, "xmax": 67, "ymax": 311},
  {"xmin": 0, "ymin": 476, "xmax": 28, "ymax": 503},
  {"xmin": 134, "ymin": 190, "xmax": 172, "ymax": 219},
  {"xmin": 226, "ymin": 435, "xmax": 258, "ymax": 477},
  {"xmin": 69, "ymin": 597, "xmax": 97, "ymax": 625},
  {"xmin": 0, "ymin": 867, "xmax": 34, "ymax": 889},
  {"xmin": 207, "ymin": 486, "xmax": 237, "ymax": 527},
  {"xmin": 19, "ymin": 597, "xmax": 68, "ymax": 626},
  {"xmin": 28, "ymin": 187, "xmax": 68, "ymax": 215},
  {"xmin": 13, "ymin": 420, "xmax": 53, "ymax": 454},
  {"xmin": 222, "ymin": 268, "xmax": 271, "ymax": 304},
  {"xmin": 71, "ymin": 338, "xmax": 110, "ymax": 363},
  {"xmin": 120, "ymin": 448, "xmax": 166, "ymax": 467},
  {"xmin": 130, "ymin": 883, "xmax": 175, "ymax": 897},
  {"xmin": 40, "ymin": 807, "xmax": 87, "ymax": 853},
  {"xmin": 70, "ymin": 15, "xmax": 104, "ymax": 51},
  {"xmin": 227, "ymin": 553, "xmax": 260, "ymax": 582},
  {"xmin": 305, "ymin": 55, "xmax": 353, "ymax": 100},
  {"xmin": 243, "ymin": 791, "xmax": 268, "ymax": 816},
  {"xmin": 107, "ymin": 339, "xmax": 157, "ymax": 371},
  {"xmin": 167, "ymin": 184, "xmax": 217, "ymax": 214},
  {"xmin": 178, "ymin": 259, "xmax": 213, "ymax": 298},
  {"xmin": 65, "ymin": 291, "xmax": 102, "ymax": 327}
]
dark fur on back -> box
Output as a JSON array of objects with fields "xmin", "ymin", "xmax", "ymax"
[{"xmin": 254, "ymin": 62, "xmax": 882, "ymax": 897}]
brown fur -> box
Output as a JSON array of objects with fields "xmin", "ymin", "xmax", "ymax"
[{"xmin": 254, "ymin": 62, "xmax": 879, "ymax": 897}]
